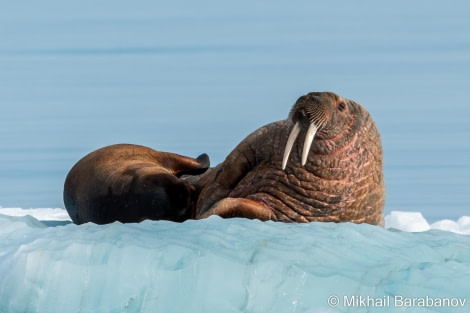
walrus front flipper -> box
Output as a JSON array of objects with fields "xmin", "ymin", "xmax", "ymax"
[
  {"xmin": 195, "ymin": 124, "xmax": 274, "ymax": 218},
  {"xmin": 198, "ymin": 198, "xmax": 276, "ymax": 221}
]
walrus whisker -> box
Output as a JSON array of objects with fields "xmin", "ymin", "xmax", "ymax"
[
  {"xmin": 302, "ymin": 122, "xmax": 318, "ymax": 166},
  {"xmin": 282, "ymin": 121, "xmax": 301, "ymax": 170}
]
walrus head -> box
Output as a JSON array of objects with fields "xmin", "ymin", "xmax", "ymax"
[{"xmin": 282, "ymin": 92, "xmax": 351, "ymax": 170}]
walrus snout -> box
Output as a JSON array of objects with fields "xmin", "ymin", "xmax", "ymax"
[{"xmin": 282, "ymin": 94, "xmax": 331, "ymax": 170}]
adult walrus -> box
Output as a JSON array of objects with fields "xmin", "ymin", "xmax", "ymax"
[
  {"xmin": 63, "ymin": 144, "xmax": 209, "ymax": 224},
  {"xmin": 195, "ymin": 91, "xmax": 385, "ymax": 225}
]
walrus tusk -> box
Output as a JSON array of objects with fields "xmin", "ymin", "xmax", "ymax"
[
  {"xmin": 282, "ymin": 122, "xmax": 318, "ymax": 170},
  {"xmin": 302, "ymin": 122, "xmax": 318, "ymax": 166},
  {"xmin": 282, "ymin": 121, "xmax": 301, "ymax": 170}
]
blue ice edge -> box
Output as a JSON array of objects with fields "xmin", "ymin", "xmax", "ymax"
[{"xmin": 0, "ymin": 214, "xmax": 468, "ymax": 313}]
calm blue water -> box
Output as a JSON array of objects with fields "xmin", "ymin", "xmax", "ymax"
[{"xmin": 1, "ymin": 0, "xmax": 469, "ymax": 222}]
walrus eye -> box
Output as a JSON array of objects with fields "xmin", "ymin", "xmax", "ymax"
[{"xmin": 338, "ymin": 102, "xmax": 346, "ymax": 111}]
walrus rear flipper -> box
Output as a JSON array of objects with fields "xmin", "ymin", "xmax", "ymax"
[{"xmin": 161, "ymin": 152, "xmax": 210, "ymax": 177}]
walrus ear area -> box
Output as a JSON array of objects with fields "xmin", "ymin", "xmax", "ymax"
[
  {"xmin": 338, "ymin": 101, "xmax": 346, "ymax": 111},
  {"xmin": 336, "ymin": 97, "xmax": 347, "ymax": 112}
]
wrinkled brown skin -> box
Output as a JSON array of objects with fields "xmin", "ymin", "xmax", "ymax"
[
  {"xmin": 195, "ymin": 92, "xmax": 385, "ymax": 226},
  {"xmin": 63, "ymin": 144, "xmax": 209, "ymax": 225}
]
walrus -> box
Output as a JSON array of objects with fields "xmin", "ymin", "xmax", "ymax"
[
  {"xmin": 63, "ymin": 144, "xmax": 209, "ymax": 224},
  {"xmin": 195, "ymin": 91, "xmax": 385, "ymax": 225},
  {"xmin": 63, "ymin": 91, "xmax": 384, "ymax": 226}
]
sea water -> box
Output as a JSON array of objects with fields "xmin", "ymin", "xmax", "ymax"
[{"xmin": 1, "ymin": 1, "xmax": 469, "ymax": 221}]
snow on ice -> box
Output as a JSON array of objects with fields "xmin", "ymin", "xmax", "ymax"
[{"xmin": 0, "ymin": 207, "xmax": 469, "ymax": 313}]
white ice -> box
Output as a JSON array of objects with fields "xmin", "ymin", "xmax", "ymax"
[
  {"xmin": 2, "ymin": 206, "xmax": 469, "ymax": 234},
  {"xmin": 0, "ymin": 208, "xmax": 469, "ymax": 313},
  {"xmin": 0, "ymin": 207, "xmax": 70, "ymax": 221}
]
